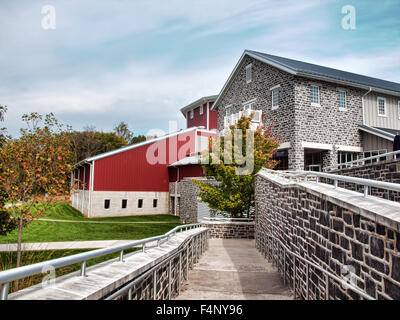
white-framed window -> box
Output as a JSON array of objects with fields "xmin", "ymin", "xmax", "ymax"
[
  {"xmin": 199, "ymin": 105, "xmax": 203, "ymax": 115},
  {"xmin": 243, "ymin": 100, "xmax": 256, "ymax": 111},
  {"xmin": 398, "ymin": 101, "xmax": 400, "ymax": 120},
  {"xmin": 377, "ymin": 97, "xmax": 386, "ymax": 116},
  {"xmin": 338, "ymin": 90, "xmax": 347, "ymax": 109},
  {"xmin": 190, "ymin": 109, "xmax": 194, "ymax": 119},
  {"xmin": 310, "ymin": 85, "xmax": 319, "ymax": 105},
  {"xmin": 272, "ymin": 88, "xmax": 279, "ymax": 109},
  {"xmin": 245, "ymin": 64, "xmax": 252, "ymax": 83},
  {"xmin": 225, "ymin": 105, "xmax": 232, "ymax": 117}
]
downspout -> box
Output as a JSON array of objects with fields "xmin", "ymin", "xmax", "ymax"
[{"xmin": 362, "ymin": 87, "xmax": 372, "ymax": 125}]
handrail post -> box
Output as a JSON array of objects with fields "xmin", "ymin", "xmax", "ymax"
[
  {"xmin": 306, "ymin": 264, "xmax": 309, "ymax": 300},
  {"xmin": 0, "ymin": 282, "xmax": 9, "ymax": 300},
  {"xmin": 153, "ymin": 269, "xmax": 157, "ymax": 300},
  {"xmin": 325, "ymin": 275, "xmax": 329, "ymax": 300},
  {"xmin": 119, "ymin": 250, "xmax": 124, "ymax": 262},
  {"xmin": 293, "ymin": 256, "xmax": 296, "ymax": 299},
  {"xmin": 168, "ymin": 260, "xmax": 172, "ymax": 300},
  {"xmin": 128, "ymin": 288, "xmax": 132, "ymax": 300},
  {"xmin": 142, "ymin": 242, "xmax": 146, "ymax": 253},
  {"xmin": 364, "ymin": 185, "xmax": 368, "ymax": 198},
  {"xmin": 179, "ymin": 252, "xmax": 182, "ymax": 294},
  {"xmin": 334, "ymin": 179, "xmax": 338, "ymax": 189},
  {"xmin": 186, "ymin": 245, "xmax": 189, "ymax": 280},
  {"xmin": 80, "ymin": 260, "xmax": 87, "ymax": 277}
]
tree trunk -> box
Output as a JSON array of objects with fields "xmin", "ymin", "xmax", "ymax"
[{"xmin": 14, "ymin": 210, "xmax": 24, "ymax": 291}]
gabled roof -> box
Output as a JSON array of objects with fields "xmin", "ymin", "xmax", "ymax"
[
  {"xmin": 212, "ymin": 50, "xmax": 400, "ymax": 110},
  {"xmin": 73, "ymin": 126, "xmax": 215, "ymax": 168},
  {"xmin": 180, "ymin": 95, "xmax": 218, "ymax": 117}
]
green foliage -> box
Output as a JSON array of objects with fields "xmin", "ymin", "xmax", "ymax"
[
  {"xmin": 131, "ymin": 135, "xmax": 147, "ymax": 145},
  {"xmin": 194, "ymin": 114, "xmax": 280, "ymax": 218}
]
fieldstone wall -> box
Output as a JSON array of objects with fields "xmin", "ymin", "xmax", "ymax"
[
  {"xmin": 202, "ymin": 221, "xmax": 255, "ymax": 239},
  {"xmin": 214, "ymin": 54, "xmax": 364, "ymax": 170},
  {"xmin": 255, "ymin": 172, "xmax": 400, "ymax": 300},
  {"xmin": 327, "ymin": 158, "xmax": 400, "ymax": 201},
  {"xmin": 174, "ymin": 178, "xmax": 218, "ymax": 224}
]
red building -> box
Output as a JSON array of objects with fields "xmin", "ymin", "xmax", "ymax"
[
  {"xmin": 180, "ymin": 95, "xmax": 218, "ymax": 131},
  {"xmin": 71, "ymin": 97, "xmax": 217, "ymax": 217}
]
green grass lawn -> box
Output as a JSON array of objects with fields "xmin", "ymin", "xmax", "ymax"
[{"xmin": 0, "ymin": 202, "xmax": 181, "ymax": 243}]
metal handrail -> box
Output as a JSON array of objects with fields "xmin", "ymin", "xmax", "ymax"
[
  {"xmin": 262, "ymin": 233, "xmax": 375, "ymax": 300},
  {"xmin": 105, "ymin": 229, "xmax": 207, "ymax": 300},
  {"xmin": 260, "ymin": 168, "xmax": 400, "ymax": 198},
  {"xmin": 324, "ymin": 150, "xmax": 400, "ymax": 172},
  {"xmin": 202, "ymin": 217, "xmax": 254, "ymax": 222},
  {"xmin": 0, "ymin": 223, "xmax": 202, "ymax": 300}
]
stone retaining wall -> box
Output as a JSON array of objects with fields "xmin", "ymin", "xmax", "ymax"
[
  {"xmin": 255, "ymin": 172, "xmax": 400, "ymax": 300},
  {"xmin": 202, "ymin": 221, "xmax": 255, "ymax": 239}
]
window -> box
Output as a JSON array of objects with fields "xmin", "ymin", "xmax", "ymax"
[
  {"xmin": 153, "ymin": 199, "xmax": 158, "ymax": 208},
  {"xmin": 377, "ymin": 97, "xmax": 386, "ymax": 116},
  {"xmin": 104, "ymin": 199, "xmax": 110, "ymax": 209},
  {"xmin": 245, "ymin": 64, "xmax": 252, "ymax": 83},
  {"xmin": 190, "ymin": 110, "xmax": 194, "ymax": 119},
  {"xmin": 122, "ymin": 199, "xmax": 127, "ymax": 209},
  {"xmin": 337, "ymin": 152, "xmax": 360, "ymax": 169},
  {"xmin": 199, "ymin": 105, "xmax": 203, "ymax": 115},
  {"xmin": 398, "ymin": 101, "xmax": 400, "ymax": 120},
  {"xmin": 243, "ymin": 100, "xmax": 256, "ymax": 111},
  {"xmin": 363, "ymin": 149, "xmax": 387, "ymax": 164},
  {"xmin": 226, "ymin": 106, "xmax": 232, "ymax": 117},
  {"xmin": 338, "ymin": 90, "xmax": 346, "ymax": 109},
  {"xmin": 310, "ymin": 85, "xmax": 319, "ymax": 105},
  {"xmin": 138, "ymin": 199, "xmax": 143, "ymax": 208},
  {"xmin": 272, "ymin": 88, "xmax": 279, "ymax": 109}
]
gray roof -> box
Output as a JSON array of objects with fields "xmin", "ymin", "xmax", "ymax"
[{"xmin": 248, "ymin": 50, "xmax": 400, "ymax": 93}]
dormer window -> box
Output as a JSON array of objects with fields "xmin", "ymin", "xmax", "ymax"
[
  {"xmin": 245, "ymin": 64, "xmax": 252, "ymax": 83},
  {"xmin": 190, "ymin": 110, "xmax": 194, "ymax": 119}
]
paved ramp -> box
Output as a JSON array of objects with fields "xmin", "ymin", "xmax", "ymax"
[{"xmin": 176, "ymin": 239, "xmax": 292, "ymax": 300}]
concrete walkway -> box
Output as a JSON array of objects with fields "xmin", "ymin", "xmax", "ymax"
[
  {"xmin": 0, "ymin": 240, "xmax": 143, "ymax": 252},
  {"xmin": 176, "ymin": 238, "xmax": 293, "ymax": 300}
]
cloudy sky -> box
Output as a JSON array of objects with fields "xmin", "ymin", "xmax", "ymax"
[{"xmin": 1, "ymin": 0, "xmax": 399, "ymax": 137}]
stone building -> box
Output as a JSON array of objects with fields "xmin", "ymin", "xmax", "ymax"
[{"xmin": 211, "ymin": 50, "xmax": 400, "ymax": 171}]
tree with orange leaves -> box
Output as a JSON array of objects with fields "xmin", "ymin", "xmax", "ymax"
[{"xmin": 0, "ymin": 111, "xmax": 73, "ymax": 282}]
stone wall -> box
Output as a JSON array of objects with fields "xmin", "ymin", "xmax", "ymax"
[
  {"xmin": 255, "ymin": 171, "xmax": 400, "ymax": 300},
  {"xmin": 214, "ymin": 54, "xmax": 364, "ymax": 170},
  {"xmin": 328, "ymin": 158, "xmax": 400, "ymax": 202},
  {"xmin": 202, "ymin": 221, "xmax": 255, "ymax": 239}
]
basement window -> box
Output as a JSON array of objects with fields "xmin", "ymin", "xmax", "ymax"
[
  {"xmin": 122, "ymin": 199, "xmax": 127, "ymax": 209},
  {"xmin": 153, "ymin": 199, "xmax": 158, "ymax": 208},
  {"xmin": 138, "ymin": 199, "xmax": 143, "ymax": 208},
  {"xmin": 104, "ymin": 199, "xmax": 110, "ymax": 209}
]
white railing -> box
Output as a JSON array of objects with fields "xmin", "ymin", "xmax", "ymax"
[
  {"xmin": 260, "ymin": 168, "xmax": 400, "ymax": 199},
  {"xmin": 324, "ymin": 150, "xmax": 400, "ymax": 172},
  {"xmin": 223, "ymin": 110, "xmax": 262, "ymax": 130}
]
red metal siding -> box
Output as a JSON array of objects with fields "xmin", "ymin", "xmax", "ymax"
[
  {"xmin": 209, "ymin": 102, "xmax": 218, "ymax": 130},
  {"xmin": 187, "ymin": 103, "xmax": 208, "ymax": 129},
  {"xmin": 168, "ymin": 164, "xmax": 204, "ymax": 182},
  {"xmin": 93, "ymin": 130, "xmax": 197, "ymax": 192}
]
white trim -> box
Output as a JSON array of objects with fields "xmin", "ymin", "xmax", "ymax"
[
  {"xmin": 180, "ymin": 95, "xmax": 218, "ymax": 115},
  {"xmin": 358, "ymin": 125, "xmax": 394, "ymax": 142},
  {"xmin": 278, "ymin": 142, "xmax": 291, "ymax": 150},
  {"xmin": 311, "ymin": 102, "xmax": 321, "ymax": 107},
  {"xmin": 338, "ymin": 89, "xmax": 347, "ymax": 110},
  {"xmin": 85, "ymin": 127, "xmax": 214, "ymax": 162},
  {"xmin": 339, "ymin": 107, "xmax": 347, "ymax": 112},
  {"xmin": 190, "ymin": 109, "xmax": 194, "ymax": 119},
  {"xmin": 377, "ymin": 97, "xmax": 387, "ymax": 117},
  {"xmin": 301, "ymin": 141, "xmax": 333, "ymax": 151},
  {"xmin": 207, "ymin": 102, "xmax": 210, "ymax": 130},
  {"xmin": 336, "ymin": 145, "xmax": 363, "ymax": 152},
  {"xmin": 199, "ymin": 104, "xmax": 203, "ymax": 115},
  {"xmin": 89, "ymin": 161, "xmax": 95, "ymax": 218},
  {"xmin": 271, "ymin": 87, "xmax": 279, "ymax": 110},
  {"xmin": 242, "ymin": 98, "xmax": 257, "ymax": 105},
  {"xmin": 398, "ymin": 100, "xmax": 400, "ymax": 120},
  {"xmin": 270, "ymin": 84, "xmax": 281, "ymax": 91}
]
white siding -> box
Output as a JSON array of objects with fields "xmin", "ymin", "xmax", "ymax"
[{"xmin": 364, "ymin": 93, "xmax": 400, "ymax": 130}]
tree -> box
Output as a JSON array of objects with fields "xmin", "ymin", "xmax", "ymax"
[
  {"xmin": 131, "ymin": 134, "xmax": 147, "ymax": 144},
  {"xmin": 194, "ymin": 114, "xmax": 279, "ymax": 218},
  {"xmin": 0, "ymin": 112, "xmax": 74, "ymax": 286},
  {"xmin": 0, "ymin": 105, "xmax": 17, "ymax": 235},
  {"xmin": 114, "ymin": 121, "xmax": 134, "ymax": 144}
]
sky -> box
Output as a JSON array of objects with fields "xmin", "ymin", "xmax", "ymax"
[{"xmin": 1, "ymin": 0, "xmax": 399, "ymax": 137}]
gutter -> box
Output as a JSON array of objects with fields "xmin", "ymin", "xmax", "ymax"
[{"xmin": 361, "ymin": 87, "xmax": 372, "ymax": 125}]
